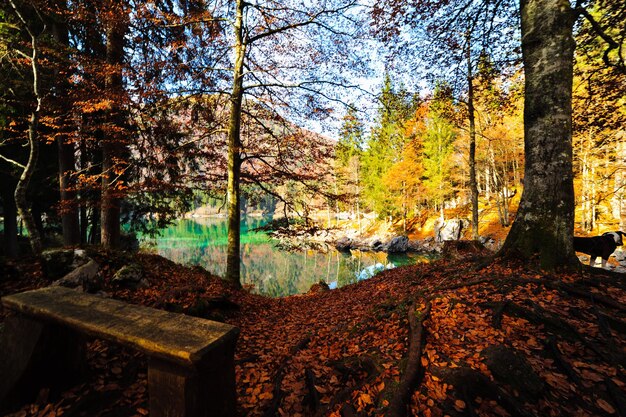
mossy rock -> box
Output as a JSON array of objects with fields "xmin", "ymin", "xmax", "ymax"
[
  {"xmin": 112, "ymin": 263, "xmax": 149, "ymax": 289},
  {"xmin": 42, "ymin": 249, "xmax": 90, "ymax": 280}
]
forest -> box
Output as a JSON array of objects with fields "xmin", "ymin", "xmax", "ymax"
[{"xmin": 1, "ymin": 0, "xmax": 625, "ymax": 416}]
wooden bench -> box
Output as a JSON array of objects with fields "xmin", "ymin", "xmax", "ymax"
[{"xmin": 0, "ymin": 286, "xmax": 239, "ymax": 417}]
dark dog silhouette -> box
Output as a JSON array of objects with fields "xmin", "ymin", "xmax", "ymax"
[{"xmin": 574, "ymin": 231, "xmax": 625, "ymax": 268}]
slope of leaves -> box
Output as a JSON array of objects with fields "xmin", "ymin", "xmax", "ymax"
[{"xmin": 0, "ymin": 248, "xmax": 625, "ymax": 417}]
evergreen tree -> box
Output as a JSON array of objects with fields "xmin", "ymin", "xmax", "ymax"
[
  {"xmin": 421, "ymin": 113, "xmax": 456, "ymax": 219},
  {"xmin": 337, "ymin": 106, "xmax": 364, "ymax": 165},
  {"xmin": 361, "ymin": 73, "xmax": 419, "ymax": 218},
  {"xmin": 335, "ymin": 106, "xmax": 364, "ymax": 224}
]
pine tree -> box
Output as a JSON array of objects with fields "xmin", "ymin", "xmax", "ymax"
[{"xmin": 361, "ymin": 73, "xmax": 419, "ymax": 218}]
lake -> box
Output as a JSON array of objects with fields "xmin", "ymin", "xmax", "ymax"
[{"xmin": 147, "ymin": 218, "xmax": 432, "ymax": 297}]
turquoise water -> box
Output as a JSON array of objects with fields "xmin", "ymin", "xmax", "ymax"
[{"xmin": 147, "ymin": 218, "xmax": 431, "ymax": 297}]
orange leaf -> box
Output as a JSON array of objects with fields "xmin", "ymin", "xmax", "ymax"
[
  {"xmin": 596, "ymin": 399, "xmax": 615, "ymax": 414},
  {"xmin": 454, "ymin": 399, "xmax": 466, "ymax": 410}
]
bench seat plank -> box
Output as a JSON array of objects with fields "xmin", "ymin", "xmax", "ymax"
[{"xmin": 1, "ymin": 286, "xmax": 238, "ymax": 367}]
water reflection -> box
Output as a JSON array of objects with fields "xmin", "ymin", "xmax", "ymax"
[{"xmin": 148, "ymin": 218, "xmax": 432, "ymax": 297}]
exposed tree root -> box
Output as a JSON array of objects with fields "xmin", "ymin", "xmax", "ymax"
[
  {"xmin": 386, "ymin": 301, "xmax": 432, "ymax": 417},
  {"xmin": 483, "ymin": 300, "xmax": 623, "ymax": 366},
  {"xmin": 491, "ymin": 300, "xmax": 509, "ymax": 329},
  {"xmin": 434, "ymin": 277, "xmax": 500, "ymax": 292},
  {"xmin": 432, "ymin": 366, "xmax": 538, "ymax": 417},
  {"xmin": 542, "ymin": 336, "xmax": 581, "ymax": 385},
  {"xmin": 597, "ymin": 312, "xmax": 626, "ymax": 336},
  {"xmin": 304, "ymin": 368, "xmax": 320, "ymax": 413},
  {"xmin": 582, "ymin": 266, "xmax": 626, "ymax": 284},
  {"xmin": 315, "ymin": 356, "xmax": 381, "ymax": 417},
  {"xmin": 545, "ymin": 281, "xmax": 626, "ymax": 313},
  {"xmin": 605, "ymin": 377, "xmax": 626, "ymax": 416},
  {"xmin": 263, "ymin": 336, "xmax": 311, "ymax": 417},
  {"xmin": 510, "ymin": 277, "xmax": 626, "ymax": 313}
]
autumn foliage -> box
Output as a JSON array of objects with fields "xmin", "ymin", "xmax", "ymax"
[{"xmin": 1, "ymin": 248, "xmax": 624, "ymax": 417}]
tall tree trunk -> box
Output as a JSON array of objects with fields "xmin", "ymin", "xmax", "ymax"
[
  {"xmin": 100, "ymin": 2, "xmax": 127, "ymax": 249},
  {"xmin": 58, "ymin": 139, "xmax": 80, "ymax": 245},
  {"xmin": 611, "ymin": 137, "xmax": 626, "ymax": 230},
  {"xmin": 79, "ymin": 138, "xmax": 88, "ymax": 243},
  {"xmin": 14, "ymin": 104, "xmax": 42, "ymax": 256},
  {"xmin": 52, "ymin": 8, "xmax": 80, "ymax": 246},
  {"xmin": 499, "ymin": 0, "xmax": 578, "ymax": 269},
  {"xmin": 1, "ymin": 179, "xmax": 19, "ymax": 257},
  {"xmin": 224, "ymin": 0, "xmax": 246, "ymax": 287},
  {"xmin": 9, "ymin": 0, "xmax": 43, "ymax": 256},
  {"xmin": 467, "ymin": 34, "xmax": 479, "ymax": 240}
]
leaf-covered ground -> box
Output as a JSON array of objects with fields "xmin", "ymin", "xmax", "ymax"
[{"xmin": 1, "ymin": 247, "xmax": 625, "ymax": 417}]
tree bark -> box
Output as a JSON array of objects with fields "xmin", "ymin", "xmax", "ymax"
[
  {"xmin": 1, "ymin": 179, "xmax": 19, "ymax": 257},
  {"xmin": 52, "ymin": 7, "xmax": 80, "ymax": 246},
  {"xmin": 58, "ymin": 140, "xmax": 80, "ymax": 245},
  {"xmin": 100, "ymin": 2, "xmax": 127, "ymax": 249},
  {"xmin": 9, "ymin": 0, "xmax": 43, "ymax": 256},
  {"xmin": 499, "ymin": 0, "xmax": 578, "ymax": 269},
  {"xmin": 467, "ymin": 33, "xmax": 479, "ymax": 240},
  {"xmin": 224, "ymin": 0, "xmax": 246, "ymax": 287}
]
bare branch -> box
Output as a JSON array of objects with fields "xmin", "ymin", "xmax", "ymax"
[{"xmin": 0, "ymin": 153, "xmax": 26, "ymax": 169}]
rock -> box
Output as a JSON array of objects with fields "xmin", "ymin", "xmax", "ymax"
[
  {"xmin": 481, "ymin": 345, "xmax": 545, "ymax": 403},
  {"xmin": 42, "ymin": 249, "xmax": 90, "ymax": 280},
  {"xmin": 614, "ymin": 249, "xmax": 626, "ymax": 262},
  {"xmin": 186, "ymin": 296, "xmax": 240, "ymax": 320},
  {"xmin": 335, "ymin": 237, "xmax": 352, "ymax": 252},
  {"xmin": 434, "ymin": 218, "xmax": 469, "ymax": 243},
  {"xmin": 308, "ymin": 281, "xmax": 330, "ymax": 293},
  {"xmin": 112, "ymin": 263, "xmax": 149, "ymax": 289},
  {"xmin": 370, "ymin": 239, "xmax": 384, "ymax": 251},
  {"xmin": 442, "ymin": 240, "xmax": 491, "ymax": 260},
  {"xmin": 385, "ymin": 236, "xmax": 409, "ymax": 253},
  {"xmin": 479, "ymin": 235, "xmax": 501, "ymax": 251},
  {"xmin": 53, "ymin": 259, "xmax": 100, "ymax": 290},
  {"xmin": 414, "ymin": 237, "xmax": 442, "ymax": 253}
]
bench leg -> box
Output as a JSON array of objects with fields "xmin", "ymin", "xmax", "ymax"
[
  {"xmin": 148, "ymin": 338, "xmax": 237, "ymax": 417},
  {"xmin": 0, "ymin": 315, "xmax": 85, "ymax": 413}
]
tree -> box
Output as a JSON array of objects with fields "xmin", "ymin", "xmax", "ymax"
[
  {"xmin": 4, "ymin": 0, "xmax": 44, "ymax": 256},
  {"xmin": 99, "ymin": 0, "xmax": 129, "ymax": 249},
  {"xmin": 571, "ymin": 4, "xmax": 626, "ymax": 233},
  {"xmin": 219, "ymin": 0, "xmax": 364, "ymax": 286},
  {"xmin": 49, "ymin": 1, "xmax": 80, "ymax": 245},
  {"xmin": 373, "ymin": 0, "xmax": 519, "ymax": 240},
  {"xmin": 498, "ymin": 0, "xmax": 579, "ymax": 268},
  {"xmin": 362, "ymin": 74, "xmax": 419, "ymax": 219},
  {"xmin": 421, "ymin": 113, "xmax": 456, "ymax": 220},
  {"xmin": 336, "ymin": 106, "xmax": 364, "ymax": 228},
  {"xmin": 372, "ymin": 0, "xmax": 625, "ymax": 269}
]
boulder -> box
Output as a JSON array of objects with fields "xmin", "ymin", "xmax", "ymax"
[
  {"xmin": 53, "ymin": 259, "xmax": 100, "ymax": 290},
  {"xmin": 370, "ymin": 239, "xmax": 384, "ymax": 251},
  {"xmin": 308, "ymin": 281, "xmax": 330, "ymax": 294},
  {"xmin": 442, "ymin": 240, "xmax": 491, "ymax": 259},
  {"xmin": 434, "ymin": 218, "xmax": 469, "ymax": 243},
  {"xmin": 112, "ymin": 263, "xmax": 149, "ymax": 289},
  {"xmin": 414, "ymin": 237, "xmax": 442, "ymax": 253},
  {"xmin": 385, "ymin": 236, "xmax": 409, "ymax": 253},
  {"xmin": 335, "ymin": 237, "xmax": 353, "ymax": 252},
  {"xmin": 42, "ymin": 249, "xmax": 90, "ymax": 280},
  {"xmin": 479, "ymin": 235, "xmax": 501, "ymax": 251}
]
